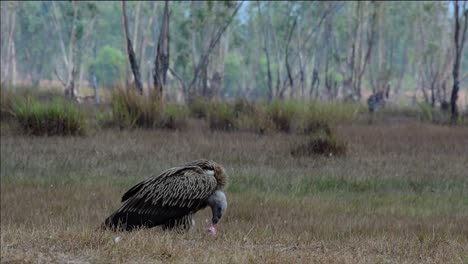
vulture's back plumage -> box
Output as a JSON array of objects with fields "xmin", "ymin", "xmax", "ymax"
[{"xmin": 102, "ymin": 159, "xmax": 228, "ymax": 232}]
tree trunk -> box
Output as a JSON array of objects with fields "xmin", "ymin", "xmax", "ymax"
[
  {"xmin": 1, "ymin": 1, "xmax": 17, "ymax": 86},
  {"xmin": 65, "ymin": 1, "xmax": 78, "ymax": 99},
  {"xmin": 284, "ymin": 17, "xmax": 297, "ymax": 99},
  {"xmin": 76, "ymin": 16, "xmax": 96, "ymax": 97},
  {"xmin": 132, "ymin": 1, "xmax": 141, "ymax": 51},
  {"xmin": 138, "ymin": 2, "xmax": 158, "ymax": 85},
  {"xmin": 450, "ymin": 1, "xmax": 468, "ymax": 124},
  {"xmin": 121, "ymin": 0, "xmax": 143, "ymax": 95},
  {"xmin": 153, "ymin": 0, "xmax": 170, "ymax": 101},
  {"xmin": 209, "ymin": 27, "xmax": 228, "ymax": 100},
  {"xmin": 377, "ymin": 2, "xmax": 384, "ymax": 92},
  {"xmin": 257, "ymin": 2, "xmax": 273, "ymax": 102}
]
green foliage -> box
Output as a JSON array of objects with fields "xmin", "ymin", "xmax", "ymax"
[
  {"xmin": 88, "ymin": 45, "xmax": 126, "ymax": 88},
  {"xmin": 12, "ymin": 96, "xmax": 86, "ymax": 136}
]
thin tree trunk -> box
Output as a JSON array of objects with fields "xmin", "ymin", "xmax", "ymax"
[
  {"xmin": 257, "ymin": 1, "xmax": 273, "ymax": 102},
  {"xmin": 132, "ymin": 1, "xmax": 141, "ymax": 50},
  {"xmin": 138, "ymin": 2, "xmax": 158, "ymax": 79},
  {"xmin": 377, "ymin": 2, "xmax": 384, "ymax": 92},
  {"xmin": 283, "ymin": 18, "xmax": 297, "ymax": 99},
  {"xmin": 266, "ymin": 3, "xmax": 281, "ymax": 99},
  {"xmin": 11, "ymin": 36, "xmax": 16, "ymax": 87},
  {"xmin": 1, "ymin": 1, "xmax": 17, "ymax": 86},
  {"xmin": 121, "ymin": 0, "xmax": 143, "ymax": 94},
  {"xmin": 355, "ymin": 1, "xmax": 377, "ymax": 101},
  {"xmin": 153, "ymin": 0, "xmax": 170, "ymax": 101},
  {"xmin": 51, "ymin": 1, "xmax": 69, "ymax": 70},
  {"xmin": 451, "ymin": 1, "xmax": 468, "ymax": 124},
  {"xmin": 65, "ymin": 1, "xmax": 78, "ymax": 99},
  {"xmin": 76, "ymin": 16, "xmax": 96, "ymax": 96}
]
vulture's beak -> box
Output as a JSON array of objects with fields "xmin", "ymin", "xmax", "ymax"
[{"xmin": 207, "ymin": 223, "xmax": 217, "ymax": 236}]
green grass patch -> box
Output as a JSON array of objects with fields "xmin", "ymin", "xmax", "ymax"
[{"xmin": 12, "ymin": 96, "xmax": 86, "ymax": 136}]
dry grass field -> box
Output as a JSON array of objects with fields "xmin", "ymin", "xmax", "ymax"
[{"xmin": 1, "ymin": 118, "xmax": 468, "ymax": 263}]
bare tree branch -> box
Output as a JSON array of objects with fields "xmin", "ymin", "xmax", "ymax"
[{"xmin": 188, "ymin": 1, "xmax": 244, "ymax": 94}]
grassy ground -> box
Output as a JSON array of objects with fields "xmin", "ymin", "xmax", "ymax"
[{"xmin": 1, "ymin": 118, "xmax": 468, "ymax": 263}]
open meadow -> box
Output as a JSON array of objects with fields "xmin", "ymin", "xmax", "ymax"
[
  {"xmin": 3, "ymin": 0, "xmax": 468, "ymax": 263},
  {"xmin": 1, "ymin": 114, "xmax": 468, "ymax": 263}
]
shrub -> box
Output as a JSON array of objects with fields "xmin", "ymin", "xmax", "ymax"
[
  {"xmin": 291, "ymin": 132, "xmax": 347, "ymax": 157},
  {"xmin": 108, "ymin": 88, "xmax": 187, "ymax": 130},
  {"xmin": 265, "ymin": 100, "xmax": 298, "ymax": 133},
  {"xmin": 207, "ymin": 102, "xmax": 238, "ymax": 131},
  {"xmin": 237, "ymin": 104, "xmax": 274, "ymax": 134},
  {"xmin": 232, "ymin": 98, "xmax": 256, "ymax": 118},
  {"xmin": 418, "ymin": 101, "xmax": 433, "ymax": 122},
  {"xmin": 109, "ymin": 88, "xmax": 162, "ymax": 129},
  {"xmin": 188, "ymin": 96, "xmax": 211, "ymax": 119},
  {"xmin": 12, "ymin": 96, "xmax": 86, "ymax": 136},
  {"xmin": 160, "ymin": 103, "xmax": 189, "ymax": 130},
  {"xmin": 295, "ymin": 101, "xmax": 360, "ymax": 135},
  {"xmin": 0, "ymin": 88, "xmax": 15, "ymax": 121}
]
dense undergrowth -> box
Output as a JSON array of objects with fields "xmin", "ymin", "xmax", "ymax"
[{"xmin": 2, "ymin": 86, "xmax": 466, "ymax": 155}]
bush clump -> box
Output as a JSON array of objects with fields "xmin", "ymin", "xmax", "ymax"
[
  {"xmin": 232, "ymin": 98, "xmax": 256, "ymax": 118},
  {"xmin": 237, "ymin": 104, "xmax": 274, "ymax": 134},
  {"xmin": 108, "ymin": 88, "xmax": 187, "ymax": 130},
  {"xmin": 1, "ymin": 88, "xmax": 15, "ymax": 121},
  {"xmin": 265, "ymin": 100, "xmax": 298, "ymax": 133},
  {"xmin": 13, "ymin": 96, "xmax": 86, "ymax": 136},
  {"xmin": 188, "ymin": 96, "xmax": 211, "ymax": 119},
  {"xmin": 160, "ymin": 103, "xmax": 189, "ymax": 130},
  {"xmin": 291, "ymin": 132, "xmax": 347, "ymax": 157},
  {"xmin": 207, "ymin": 102, "xmax": 238, "ymax": 131},
  {"xmin": 110, "ymin": 88, "xmax": 158, "ymax": 128}
]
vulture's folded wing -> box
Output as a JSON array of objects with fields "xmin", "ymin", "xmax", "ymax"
[{"xmin": 106, "ymin": 167, "xmax": 218, "ymax": 229}]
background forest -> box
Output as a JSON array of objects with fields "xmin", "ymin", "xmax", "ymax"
[{"xmin": 1, "ymin": 1, "xmax": 467, "ymax": 110}]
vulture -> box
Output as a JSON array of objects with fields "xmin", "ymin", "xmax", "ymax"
[{"xmin": 101, "ymin": 159, "xmax": 228, "ymax": 234}]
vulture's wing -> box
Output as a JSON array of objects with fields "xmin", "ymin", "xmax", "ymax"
[{"xmin": 105, "ymin": 166, "xmax": 217, "ymax": 230}]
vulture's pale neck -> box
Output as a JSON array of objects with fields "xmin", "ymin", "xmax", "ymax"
[{"xmin": 207, "ymin": 190, "xmax": 227, "ymax": 226}]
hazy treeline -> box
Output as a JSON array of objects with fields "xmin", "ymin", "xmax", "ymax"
[{"xmin": 1, "ymin": 1, "xmax": 467, "ymax": 107}]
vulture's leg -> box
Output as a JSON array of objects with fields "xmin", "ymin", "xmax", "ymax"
[{"xmin": 161, "ymin": 214, "xmax": 193, "ymax": 232}]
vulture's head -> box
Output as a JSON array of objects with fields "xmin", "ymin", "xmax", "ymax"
[
  {"xmin": 184, "ymin": 159, "xmax": 229, "ymax": 235},
  {"xmin": 206, "ymin": 190, "xmax": 227, "ymax": 235}
]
